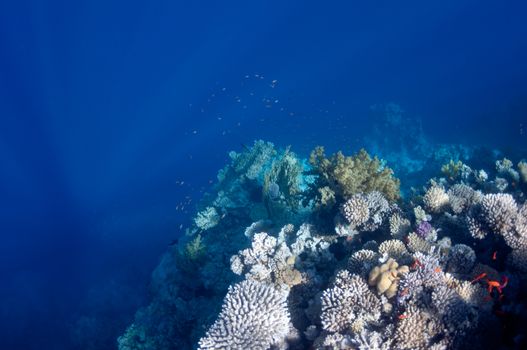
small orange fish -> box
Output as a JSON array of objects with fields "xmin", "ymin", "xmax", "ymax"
[
  {"xmin": 398, "ymin": 314, "xmax": 407, "ymax": 320},
  {"xmin": 471, "ymin": 272, "xmax": 487, "ymax": 284},
  {"xmin": 487, "ymin": 280, "xmax": 501, "ymax": 294},
  {"xmin": 492, "ymin": 251, "xmax": 497, "ymax": 260},
  {"xmin": 434, "ymin": 267, "xmax": 442, "ymax": 273}
]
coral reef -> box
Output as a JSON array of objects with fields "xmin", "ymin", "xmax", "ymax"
[{"xmin": 119, "ymin": 141, "xmax": 527, "ymax": 350}]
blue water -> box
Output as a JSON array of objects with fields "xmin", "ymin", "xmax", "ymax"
[{"xmin": 1, "ymin": 1, "xmax": 526, "ymax": 349}]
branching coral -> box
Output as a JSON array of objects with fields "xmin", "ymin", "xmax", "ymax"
[
  {"xmin": 320, "ymin": 270, "xmax": 381, "ymax": 333},
  {"xmin": 496, "ymin": 158, "xmax": 520, "ymax": 183},
  {"xmin": 303, "ymin": 147, "xmax": 400, "ymax": 210},
  {"xmin": 348, "ymin": 249, "xmax": 380, "ymax": 277},
  {"xmin": 194, "ymin": 206, "xmax": 220, "ymax": 231},
  {"xmin": 467, "ymin": 193, "xmax": 527, "ymax": 249},
  {"xmin": 336, "ymin": 191, "xmax": 393, "ymax": 237},
  {"xmin": 228, "ymin": 140, "xmax": 276, "ymax": 180},
  {"xmin": 263, "ymin": 146, "xmax": 303, "ymax": 210},
  {"xmin": 423, "ymin": 185, "xmax": 449, "ymax": 213},
  {"xmin": 446, "ymin": 244, "xmax": 476, "ymax": 275},
  {"xmin": 389, "ymin": 212, "xmax": 411, "ymax": 238},
  {"xmin": 198, "ymin": 280, "xmax": 291, "ymax": 350},
  {"xmin": 231, "ymin": 232, "xmax": 302, "ymax": 286},
  {"xmin": 340, "ymin": 194, "xmax": 370, "ymax": 229},
  {"xmin": 441, "ymin": 159, "xmax": 465, "ymax": 182},
  {"xmin": 447, "ymin": 184, "xmax": 482, "ymax": 214}
]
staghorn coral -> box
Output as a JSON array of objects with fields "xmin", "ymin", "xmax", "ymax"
[
  {"xmin": 368, "ymin": 258, "xmax": 409, "ymax": 298},
  {"xmin": 423, "ymin": 185, "xmax": 449, "ymax": 213},
  {"xmin": 303, "ymin": 147, "xmax": 400, "ymax": 210},
  {"xmin": 320, "ymin": 270, "xmax": 381, "ymax": 333},
  {"xmin": 198, "ymin": 280, "xmax": 291, "ymax": 350},
  {"xmin": 312, "ymin": 332, "xmax": 353, "ymax": 350}
]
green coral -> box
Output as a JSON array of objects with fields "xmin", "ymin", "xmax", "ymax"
[
  {"xmin": 262, "ymin": 146, "xmax": 303, "ymax": 222},
  {"xmin": 184, "ymin": 234, "xmax": 206, "ymax": 261},
  {"xmin": 175, "ymin": 234, "xmax": 207, "ymax": 273},
  {"xmin": 441, "ymin": 159, "xmax": 464, "ymax": 181},
  {"xmin": 263, "ymin": 147, "xmax": 302, "ymax": 207},
  {"xmin": 228, "ymin": 140, "xmax": 276, "ymax": 180},
  {"xmin": 303, "ymin": 147, "xmax": 400, "ymax": 210}
]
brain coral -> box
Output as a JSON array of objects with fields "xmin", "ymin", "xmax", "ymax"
[
  {"xmin": 304, "ymin": 147, "xmax": 400, "ymax": 209},
  {"xmin": 198, "ymin": 280, "xmax": 291, "ymax": 350}
]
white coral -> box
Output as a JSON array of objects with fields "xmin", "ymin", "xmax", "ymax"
[
  {"xmin": 198, "ymin": 280, "xmax": 291, "ymax": 350},
  {"xmin": 341, "ymin": 194, "xmax": 370, "ymax": 229},
  {"xmin": 423, "ymin": 186, "xmax": 449, "ymax": 213},
  {"xmin": 320, "ymin": 271, "xmax": 381, "ymax": 333}
]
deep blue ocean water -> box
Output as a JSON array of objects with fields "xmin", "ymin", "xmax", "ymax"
[{"xmin": 1, "ymin": 1, "xmax": 526, "ymax": 349}]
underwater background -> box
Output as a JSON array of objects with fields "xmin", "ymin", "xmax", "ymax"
[{"xmin": 1, "ymin": 1, "xmax": 527, "ymax": 349}]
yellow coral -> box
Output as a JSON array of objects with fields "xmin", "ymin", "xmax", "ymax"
[
  {"xmin": 441, "ymin": 159, "xmax": 464, "ymax": 181},
  {"xmin": 304, "ymin": 147, "xmax": 400, "ymax": 209},
  {"xmin": 368, "ymin": 258, "xmax": 408, "ymax": 298}
]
